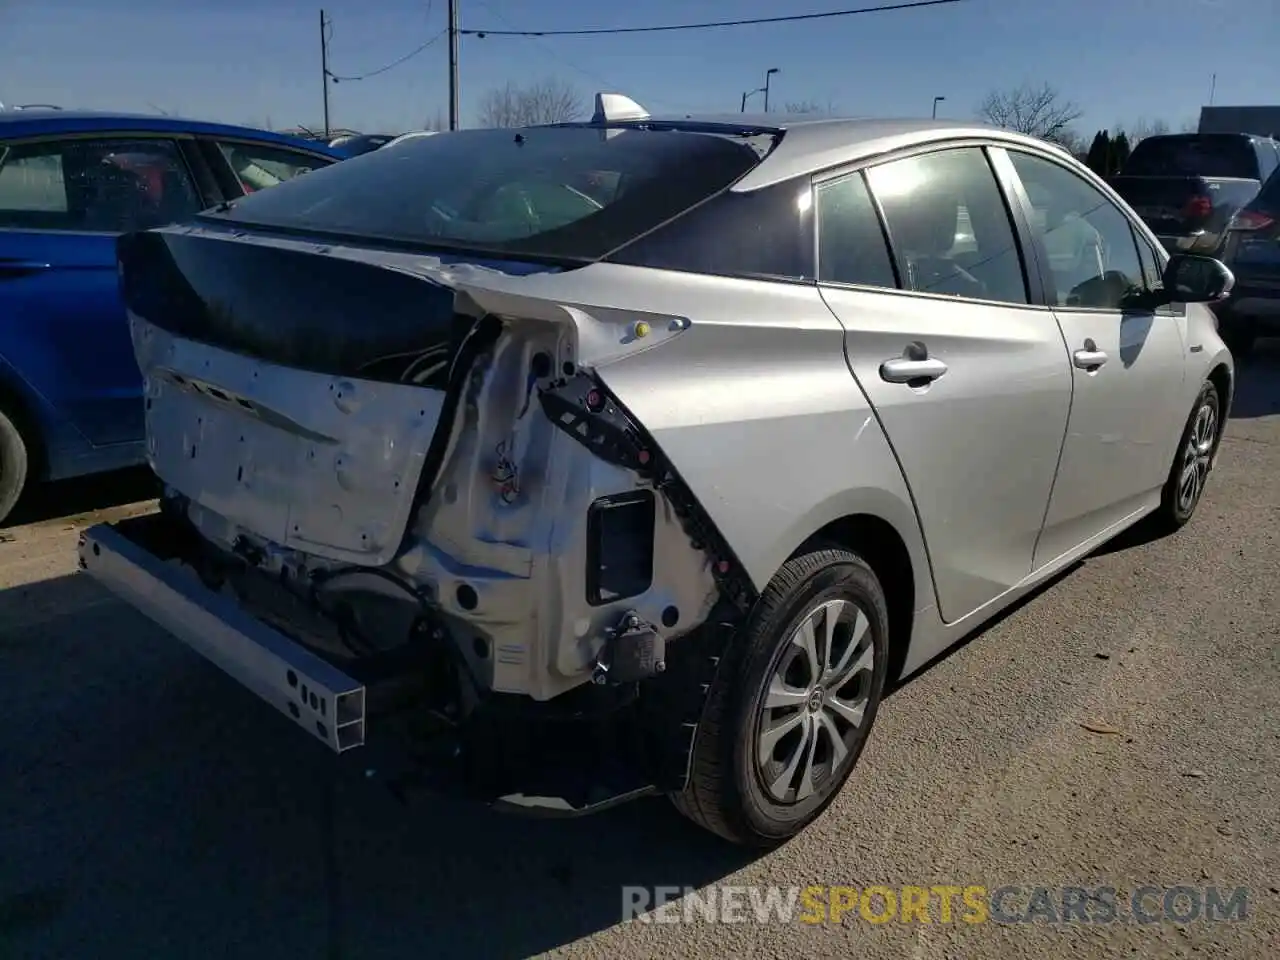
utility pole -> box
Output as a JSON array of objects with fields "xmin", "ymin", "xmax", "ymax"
[
  {"xmin": 1208, "ymin": 72, "xmax": 1217, "ymax": 107},
  {"xmin": 448, "ymin": 0, "xmax": 460, "ymax": 130},
  {"xmin": 319, "ymin": 9, "xmax": 332, "ymax": 138}
]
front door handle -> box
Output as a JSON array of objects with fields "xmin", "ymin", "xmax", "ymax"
[
  {"xmin": 879, "ymin": 356, "xmax": 949, "ymax": 384},
  {"xmin": 1072, "ymin": 346, "xmax": 1108, "ymax": 370}
]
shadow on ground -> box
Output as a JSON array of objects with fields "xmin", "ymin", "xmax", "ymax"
[
  {"xmin": 0, "ymin": 573, "xmax": 755, "ymax": 960},
  {"xmin": 2, "ymin": 467, "xmax": 159, "ymax": 530},
  {"xmin": 1228, "ymin": 339, "xmax": 1280, "ymax": 420}
]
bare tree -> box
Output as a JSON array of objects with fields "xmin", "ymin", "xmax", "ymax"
[
  {"xmin": 784, "ymin": 99, "xmax": 826, "ymax": 115},
  {"xmin": 422, "ymin": 109, "xmax": 447, "ymax": 132},
  {"xmin": 976, "ymin": 82, "xmax": 1083, "ymax": 144},
  {"xmin": 477, "ymin": 77, "xmax": 584, "ymax": 128},
  {"xmin": 1053, "ymin": 128, "xmax": 1086, "ymax": 158},
  {"xmin": 1120, "ymin": 116, "xmax": 1170, "ymax": 145}
]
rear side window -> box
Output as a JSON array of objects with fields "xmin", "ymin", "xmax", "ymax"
[
  {"xmin": 0, "ymin": 137, "xmax": 200, "ymax": 232},
  {"xmin": 608, "ymin": 177, "xmax": 814, "ymax": 280},
  {"xmin": 816, "ymin": 172, "xmax": 897, "ymax": 288},
  {"xmin": 205, "ymin": 125, "xmax": 771, "ymax": 262},
  {"xmin": 215, "ymin": 141, "xmax": 332, "ymax": 193},
  {"xmin": 1123, "ymin": 135, "xmax": 1259, "ymax": 179},
  {"xmin": 866, "ymin": 147, "xmax": 1029, "ymax": 305}
]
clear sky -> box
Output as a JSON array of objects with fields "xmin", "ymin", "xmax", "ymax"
[{"xmin": 2, "ymin": 0, "xmax": 1276, "ymax": 136}]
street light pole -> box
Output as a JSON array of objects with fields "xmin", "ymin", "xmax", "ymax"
[
  {"xmin": 763, "ymin": 67, "xmax": 780, "ymax": 112},
  {"xmin": 932, "ymin": 95, "xmax": 945, "ymax": 119}
]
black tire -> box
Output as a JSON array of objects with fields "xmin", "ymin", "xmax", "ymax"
[
  {"xmin": 1151, "ymin": 380, "xmax": 1221, "ymax": 533},
  {"xmin": 0, "ymin": 406, "xmax": 29, "ymax": 526},
  {"xmin": 672, "ymin": 547, "xmax": 890, "ymax": 847}
]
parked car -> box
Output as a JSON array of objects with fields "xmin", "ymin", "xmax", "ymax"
[
  {"xmin": 81, "ymin": 95, "xmax": 1235, "ymax": 847},
  {"xmin": 1216, "ymin": 164, "xmax": 1280, "ymax": 356},
  {"xmin": 1109, "ymin": 132, "xmax": 1280, "ymax": 257},
  {"xmin": 328, "ymin": 133, "xmax": 398, "ymax": 157},
  {"xmin": 0, "ymin": 110, "xmax": 344, "ymax": 522},
  {"xmin": 381, "ymin": 130, "xmax": 441, "ymax": 150}
]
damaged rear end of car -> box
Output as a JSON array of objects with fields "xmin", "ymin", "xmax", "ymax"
[{"xmin": 79, "ymin": 116, "xmax": 778, "ymax": 813}]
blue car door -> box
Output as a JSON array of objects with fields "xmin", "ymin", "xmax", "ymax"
[{"xmin": 0, "ymin": 135, "xmax": 206, "ymax": 447}]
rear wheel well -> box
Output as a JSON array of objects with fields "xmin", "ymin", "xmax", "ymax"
[
  {"xmin": 0, "ymin": 378, "xmax": 47, "ymax": 481},
  {"xmin": 798, "ymin": 514, "xmax": 915, "ymax": 683},
  {"xmin": 1207, "ymin": 363, "xmax": 1231, "ymax": 434}
]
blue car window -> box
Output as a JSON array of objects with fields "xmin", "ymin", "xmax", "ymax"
[{"xmin": 0, "ymin": 138, "xmax": 201, "ymax": 233}]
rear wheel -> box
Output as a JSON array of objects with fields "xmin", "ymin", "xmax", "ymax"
[
  {"xmin": 0, "ymin": 407, "xmax": 30, "ymax": 525},
  {"xmin": 672, "ymin": 547, "xmax": 889, "ymax": 847}
]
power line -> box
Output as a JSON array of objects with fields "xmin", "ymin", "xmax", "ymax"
[
  {"xmin": 328, "ymin": 28, "xmax": 449, "ymax": 82},
  {"xmin": 461, "ymin": 0, "xmax": 964, "ymax": 38},
  {"xmin": 469, "ymin": 0, "xmax": 702, "ymax": 115}
]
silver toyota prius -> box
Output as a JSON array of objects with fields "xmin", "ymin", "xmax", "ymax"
[{"xmin": 81, "ymin": 93, "xmax": 1235, "ymax": 847}]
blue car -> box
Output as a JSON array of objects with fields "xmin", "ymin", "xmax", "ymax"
[{"xmin": 0, "ymin": 109, "xmax": 344, "ymax": 522}]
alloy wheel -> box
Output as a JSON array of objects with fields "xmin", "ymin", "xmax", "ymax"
[
  {"xmin": 754, "ymin": 599, "xmax": 877, "ymax": 804},
  {"xmin": 1177, "ymin": 399, "xmax": 1217, "ymax": 514}
]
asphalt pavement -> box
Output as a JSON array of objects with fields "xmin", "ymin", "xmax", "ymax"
[{"xmin": 2, "ymin": 346, "xmax": 1278, "ymax": 960}]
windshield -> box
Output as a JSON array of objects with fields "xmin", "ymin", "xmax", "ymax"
[
  {"xmin": 202, "ymin": 125, "xmax": 772, "ymax": 261},
  {"xmin": 1123, "ymin": 135, "xmax": 1259, "ymax": 179}
]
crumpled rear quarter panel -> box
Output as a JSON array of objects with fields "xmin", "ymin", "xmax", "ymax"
[{"xmin": 578, "ymin": 264, "xmax": 933, "ymax": 611}]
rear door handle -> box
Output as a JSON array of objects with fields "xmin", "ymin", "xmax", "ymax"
[
  {"xmin": 0, "ymin": 260, "xmax": 52, "ymax": 279},
  {"xmin": 1072, "ymin": 348, "xmax": 1108, "ymax": 370},
  {"xmin": 879, "ymin": 357, "xmax": 949, "ymax": 384}
]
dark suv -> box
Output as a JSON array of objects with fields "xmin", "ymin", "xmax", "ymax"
[{"xmin": 1217, "ymin": 166, "xmax": 1280, "ymax": 357}]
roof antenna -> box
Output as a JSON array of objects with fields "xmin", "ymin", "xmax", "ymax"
[{"xmin": 592, "ymin": 93, "xmax": 650, "ymax": 124}]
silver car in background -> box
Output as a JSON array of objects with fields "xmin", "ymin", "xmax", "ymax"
[{"xmin": 81, "ymin": 94, "xmax": 1235, "ymax": 847}]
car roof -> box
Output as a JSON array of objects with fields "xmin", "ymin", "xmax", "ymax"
[
  {"xmin": 0, "ymin": 109, "xmax": 344, "ymax": 156},
  {"xmin": 556, "ymin": 111, "xmax": 1073, "ymax": 191}
]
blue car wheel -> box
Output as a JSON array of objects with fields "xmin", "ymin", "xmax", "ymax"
[{"xmin": 0, "ymin": 407, "xmax": 29, "ymax": 524}]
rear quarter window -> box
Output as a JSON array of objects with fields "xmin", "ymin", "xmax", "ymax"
[
  {"xmin": 814, "ymin": 171, "xmax": 897, "ymax": 288},
  {"xmin": 607, "ymin": 176, "xmax": 815, "ymax": 280}
]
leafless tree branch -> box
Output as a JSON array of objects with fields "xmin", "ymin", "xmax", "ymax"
[
  {"xmin": 977, "ymin": 82, "xmax": 1084, "ymax": 144},
  {"xmin": 1118, "ymin": 116, "xmax": 1170, "ymax": 145},
  {"xmin": 477, "ymin": 77, "xmax": 585, "ymax": 128}
]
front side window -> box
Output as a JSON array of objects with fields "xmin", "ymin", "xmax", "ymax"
[
  {"xmin": 0, "ymin": 137, "xmax": 200, "ymax": 232},
  {"xmin": 204, "ymin": 125, "xmax": 772, "ymax": 262},
  {"xmin": 1008, "ymin": 150, "xmax": 1146, "ymax": 309},
  {"xmin": 865, "ymin": 147, "xmax": 1029, "ymax": 305},
  {"xmin": 215, "ymin": 141, "xmax": 332, "ymax": 194}
]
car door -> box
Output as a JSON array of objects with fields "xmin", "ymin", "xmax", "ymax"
[
  {"xmin": 999, "ymin": 147, "xmax": 1188, "ymax": 569},
  {"xmin": 0, "ymin": 134, "xmax": 205, "ymax": 447},
  {"xmin": 198, "ymin": 138, "xmax": 336, "ymax": 198},
  {"xmin": 816, "ymin": 145, "xmax": 1073, "ymax": 624}
]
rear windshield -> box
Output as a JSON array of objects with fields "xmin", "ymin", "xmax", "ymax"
[
  {"xmin": 202, "ymin": 125, "xmax": 772, "ymax": 262},
  {"xmin": 1123, "ymin": 135, "xmax": 1259, "ymax": 179}
]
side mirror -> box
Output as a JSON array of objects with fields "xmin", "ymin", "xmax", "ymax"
[{"xmin": 1160, "ymin": 254, "xmax": 1234, "ymax": 304}]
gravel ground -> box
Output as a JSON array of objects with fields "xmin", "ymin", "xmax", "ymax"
[{"xmin": 2, "ymin": 347, "xmax": 1278, "ymax": 960}]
